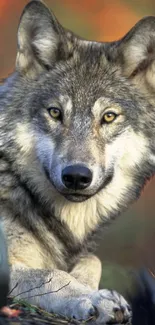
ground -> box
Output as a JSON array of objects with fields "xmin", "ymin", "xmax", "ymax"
[{"xmin": 0, "ymin": 298, "xmax": 132, "ymax": 325}]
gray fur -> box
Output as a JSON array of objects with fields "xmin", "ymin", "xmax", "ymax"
[{"xmin": 1, "ymin": 0, "xmax": 155, "ymax": 323}]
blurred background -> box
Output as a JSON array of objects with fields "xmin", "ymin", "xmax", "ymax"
[
  {"xmin": 1, "ymin": 0, "xmax": 155, "ymax": 296},
  {"xmin": 1, "ymin": 0, "xmax": 155, "ymax": 78}
]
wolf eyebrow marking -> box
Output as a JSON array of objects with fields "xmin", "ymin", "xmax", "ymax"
[
  {"xmin": 92, "ymin": 97, "xmax": 121, "ymax": 119},
  {"xmin": 59, "ymin": 95, "xmax": 73, "ymax": 115}
]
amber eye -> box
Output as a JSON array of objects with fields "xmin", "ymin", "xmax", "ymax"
[
  {"xmin": 48, "ymin": 107, "xmax": 62, "ymax": 121},
  {"xmin": 102, "ymin": 112, "xmax": 117, "ymax": 124}
]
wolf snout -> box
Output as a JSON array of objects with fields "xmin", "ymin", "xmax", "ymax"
[{"xmin": 62, "ymin": 164, "xmax": 92, "ymax": 190}]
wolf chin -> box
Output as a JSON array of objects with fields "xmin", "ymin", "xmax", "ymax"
[{"xmin": 1, "ymin": 0, "xmax": 155, "ymax": 323}]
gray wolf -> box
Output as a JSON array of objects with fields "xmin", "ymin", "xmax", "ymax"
[{"xmin": 1, "ymin": 0, "xmax": 155, "ymax": 323}]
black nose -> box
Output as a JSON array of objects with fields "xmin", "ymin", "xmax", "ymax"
[{"xmin": 62, "ymin": 164, "xmax": 92, "ymax": 190}]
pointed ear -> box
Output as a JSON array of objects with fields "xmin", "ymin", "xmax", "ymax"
[
  {"xmin": 115, "ymin": 17, "xmax": 155, "ymax": 100},
  {"xmin": 16, "ymin": 0, "xmax": 69, "ymax": 78}
]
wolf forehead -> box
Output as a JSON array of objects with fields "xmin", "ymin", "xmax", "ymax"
[{"xmin": 32, "ymin": 51, "xmax": 138, "ymax": 113}]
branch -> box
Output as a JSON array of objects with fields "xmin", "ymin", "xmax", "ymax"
[
  {"xmin": 13, "ymin": 276, "xmax": 54, "ymax": 298},
  {"xmin": 22, "ymin": 281, "xmax": 71, "ymax": 299}
]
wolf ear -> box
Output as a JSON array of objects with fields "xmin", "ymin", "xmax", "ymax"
[
  {"xmin": 16, "ymin": 0, "xmax": 69, "ymax": 77},
  {"xmin": 115, "ymin": 17, "xmax": 155, "ymax": 98}
]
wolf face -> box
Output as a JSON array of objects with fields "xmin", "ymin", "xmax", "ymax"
[
  {"xmin": 1, "ymin": 1, "xmax": 155, "ymax": 239},
  {"xmin": 35, "ymin": 78, "xmax": 148, "ymax": 205}
]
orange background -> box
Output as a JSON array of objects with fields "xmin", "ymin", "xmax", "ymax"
[{"xmin": 0, "ymin": 0, "xmax": 155, "ymax": 78}]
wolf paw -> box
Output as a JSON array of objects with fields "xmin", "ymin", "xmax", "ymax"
[
  {"xmin": 63, "ymin": 289, "xmax": 131, "ymax": 324},
  {"xmin": 89, "ymin": 289, "xmax": 131, "ymax": 323}
]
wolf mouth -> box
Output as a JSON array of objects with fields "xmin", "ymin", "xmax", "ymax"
[
  {"xmin": 44, "ymin": 165, "xmax": 113, "ymax": 202},
  {"xmin": 60, "ymin": 173, "xmax": 113, "ymax": 202},
  {"xmin": 63, "ymin": 193, "xmax": 91, "ymax": 202}
]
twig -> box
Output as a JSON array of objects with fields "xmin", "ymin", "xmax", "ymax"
[
  {"xmin": 8, "ymin": 281, "xmax": 19, "ymax": 295},
  {"xmin": 148, "ymin": 268, "xmax": 155, "ymax": 278},
  {"xmin": 22, "ymin": 281, "xmax": 71, "ymax": 299},
  {"xmin": 13, "ymin": 276, "xmax": 54, "ymax": 298}
]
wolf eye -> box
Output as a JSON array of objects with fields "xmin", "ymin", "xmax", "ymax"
[
  {"xmin": 102, "ymin": 112, "xmax": 117, "ymax": 124},
  {"xmin": 48, "ymin": 107, "xmax": 62, "ymax": 121}
]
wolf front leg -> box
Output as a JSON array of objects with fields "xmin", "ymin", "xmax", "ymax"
[
  {"xmin": 71, "ymin": 254, "xmax": 131, "ymax": 323},
  {"xmin": 10, "ymin": 262, "xmax": 131, "ymax": 324},
  {"xmin": 70, "ymin": 254, "xmax": 102, "ymax": 290}
]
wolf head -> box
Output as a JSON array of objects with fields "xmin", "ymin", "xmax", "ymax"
[{"xmin": 1, "ymin": 1, "xmax": 155, "ymax": 236}]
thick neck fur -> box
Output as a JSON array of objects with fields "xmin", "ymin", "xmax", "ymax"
[{"xmin": 53, "ymin": 169, "xmax": 134, "ymax": 241}]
